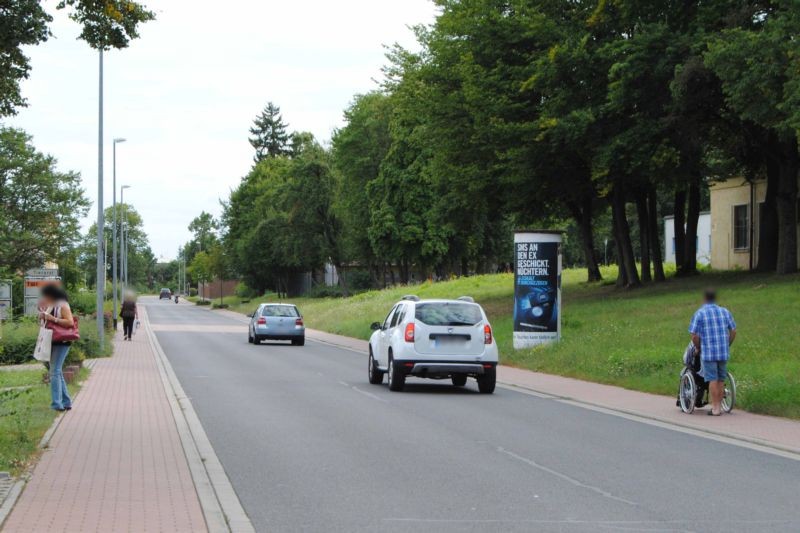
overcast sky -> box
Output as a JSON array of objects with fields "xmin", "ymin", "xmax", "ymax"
[{"xmin": 8, "ymin": 0, "xmax": 438, "ymax": 261}]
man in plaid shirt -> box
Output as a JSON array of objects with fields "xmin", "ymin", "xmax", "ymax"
[{"xmin": 689, "ymin": 289, "xmax": 737, "ymax": 416}]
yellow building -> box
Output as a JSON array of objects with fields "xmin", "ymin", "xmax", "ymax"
[{"xmin": 709, "ymin": 177, "xmax": 799, "ymax": 270}]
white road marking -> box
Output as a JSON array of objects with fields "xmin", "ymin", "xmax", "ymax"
[
  {"xmin": 497, "ymin": 446, "xmax": 637, "ymax": 506},
  {"xmin": 350, "ymin": 385, "xmax": 388, "ymax": 403}
]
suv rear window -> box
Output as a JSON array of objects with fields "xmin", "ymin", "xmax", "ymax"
[
  {"xmin": 414, "ymin": 303, "xmax": 482, "ymax": 326},
  {"xmin": 261, "ymin": 305, "xmax": 299, "ymax": 317}
]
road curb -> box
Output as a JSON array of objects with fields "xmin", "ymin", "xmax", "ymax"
[
  {"xmin": 141, "ymin": 306, "xmax": 255, "ymax": 533},
  {"xmin": 498, "ymin": 383, "xmax": 800, "ymax": 461}
]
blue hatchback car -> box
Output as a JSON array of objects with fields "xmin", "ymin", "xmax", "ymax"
[{"xmin": 248, "ymin": 303, "xmax": 305, "ymax": 346}]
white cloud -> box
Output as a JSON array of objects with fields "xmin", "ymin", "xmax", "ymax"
[{"xmin": 7, "ymin": 0, "xmax": 438, "ymax": 261}]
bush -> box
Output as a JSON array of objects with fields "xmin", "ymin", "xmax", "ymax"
[
  {"xmin": 235, "ymin": 282, "xmax": 257, "ymax": 299},
  {"xmin": 345, "ymin": 270, "xmax": 373, "ymax": 291},
  {"xmin": 195, "ymin": 300, "xmax": 211, "ymax": 306},
  {"xmin": 212, "ymin": 303, "xmax": 229, "ymax": 309},
  {"xmin": 189, "ymin": 287, "xmax": 198, "ymax": 297},
  {"xmin": 0, "ymin": 320, "xmax": 39, "ymax": 365},
  {"xmin": 0, "ymin": 314, "xmax": 111, "ymax": 366},
  {"xmin": 305, "ymin": 284, "xmax": 345, "ymax": 298},
  {"xmin": 75, "ymin": 318, "xmax": 112, "ymax": 358},
  {"xmin": 69, "ymin": 290, "xmax": 96, "ymax": 315}
]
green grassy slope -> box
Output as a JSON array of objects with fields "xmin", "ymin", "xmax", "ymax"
[{"xmin": 227, "ymin": 267, "xmax": 800, "ymax": 418}]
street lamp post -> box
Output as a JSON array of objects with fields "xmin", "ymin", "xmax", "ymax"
[
  {"xmin": 120, "ymin": 185, "xmax": 131, "ymax": 295},
  {"xmin": 96, "ymin": 49, "xmax": 105, "ymax": 349},
  {"xmin": 112, "ymin": 138, "xmax": 126, "ymax": 330}
]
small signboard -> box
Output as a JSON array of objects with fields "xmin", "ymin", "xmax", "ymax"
[
  {"xmin": 23, "ymin": 268, "xmax": 60, "ymax": 316},
  {"xmin": 0, "ymin": 280, "xmax": 11, "ymax": 321},
  {"xmin": 513, "ymin": 230, "xmax": 562, "ymax": 349},
  {"xmin": 26, "ymin": 268, "xmax": 59, "ymax": 278}
]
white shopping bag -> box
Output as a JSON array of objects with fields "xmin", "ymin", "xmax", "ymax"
[{"xmin": 33, "ymin": 327, "xmax": 53, "ymax": 362}]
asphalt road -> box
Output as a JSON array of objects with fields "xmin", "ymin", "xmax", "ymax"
[{"xmin": 145, "ymin": 298, "xmax": 800, "ymax": 533}]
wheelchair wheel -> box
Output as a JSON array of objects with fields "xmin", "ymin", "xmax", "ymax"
[
  {"xmin": 721, "ymin": 371, "xmax": 736, "ymax": 413},
  {"xmin": 678, "ymin": 369, "xmax": 696, "ymax": 414}
]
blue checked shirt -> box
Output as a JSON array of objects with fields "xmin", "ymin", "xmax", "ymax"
[{"xmin": 689, "ymin": 304, "xmax": 736, "ymax": 362}]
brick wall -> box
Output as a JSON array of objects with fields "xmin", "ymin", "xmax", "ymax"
[{"xmin": 199, "ymin": 279, "xmax": 238, "ymax": 301}]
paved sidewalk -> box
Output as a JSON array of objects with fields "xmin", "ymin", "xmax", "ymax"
[
  {"xmin": 212, "ymin": 309, "xmax": 800, "ymax": 457},
  {"xmin": 2, "ymin": 323, "xmax": 207, "ymax": 532}
]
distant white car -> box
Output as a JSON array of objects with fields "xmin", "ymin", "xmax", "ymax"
[{"xmin": 368, "ymin": 296, "xmax": 498, "ymax": 393}]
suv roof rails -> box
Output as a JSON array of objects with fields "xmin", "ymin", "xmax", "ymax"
[
  {"xmin": 457, "ymin": 296, "xmax": 475, "ymax": 302},
  {"xmin": 401, "ymin": 294, "xmax": 420, "ymax": 302}
]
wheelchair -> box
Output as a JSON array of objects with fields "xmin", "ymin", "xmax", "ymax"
[{"xmin": 677, "ymin": 346, "xmax": 736, "ymax": 414}]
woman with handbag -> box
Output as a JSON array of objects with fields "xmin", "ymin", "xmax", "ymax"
[
  {"xmin": 38, "ymin": 284, "xmax": 75, "ymax": 412},
  {"xmin": 120, "ymin": 292, "xmax": 138, "ymax": 341}
]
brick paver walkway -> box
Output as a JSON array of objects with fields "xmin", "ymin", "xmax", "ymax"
[{"xmin": 3, "ymin": 325, "xmax": 207, "ymax": 532}]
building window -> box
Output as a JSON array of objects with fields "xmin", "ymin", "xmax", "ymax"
[{"xmin": 733, "ymin": 204, "xmax": 749, "ymax": 250}]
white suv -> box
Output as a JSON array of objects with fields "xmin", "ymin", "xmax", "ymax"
[{"xmin": 368, "ymin": 296, "xmax": 499, "ymax": 393}]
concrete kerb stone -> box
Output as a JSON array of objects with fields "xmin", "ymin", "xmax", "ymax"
[{"xmin": 141, "ymin": 305, "xmax": 255, "ymax": 533}]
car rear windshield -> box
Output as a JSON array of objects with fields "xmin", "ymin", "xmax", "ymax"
[
  {"xmin": 414, "ymin": 302, "xmax": 482, "ymax": 326},
  {"xmin": 261, "ymin": 305, "xmax": 299, "ymax": 317}
]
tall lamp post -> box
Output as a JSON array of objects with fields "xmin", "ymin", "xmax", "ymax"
[
  {"xmin": 96, "ymin": 49, "xmax": 105, "ymax": 349},
  {"xmin": 121, "ymin": 185, "xmax": 131, "ymax": 295},
  {"xmin": 112, "ymin": 138, "xmax": 126, "ymax": 330}
]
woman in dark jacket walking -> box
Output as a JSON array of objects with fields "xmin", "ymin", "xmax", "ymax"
[
  {"xmin": 120, "ymin": 292, "xmax": 138, "ymax": 340},
  {"xmin": 38, "ymin": 284, "xmax": 74, "ymax": 411}
]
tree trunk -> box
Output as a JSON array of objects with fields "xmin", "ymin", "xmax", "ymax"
[
  {"xmin": 337, "ymin": 263, "xmax": 349, "ymax": 297},
  {"xmin": 647, "ymin": 186, "xmax": 666, "ymax": 281},
  {"xmin": 673, "ymin": 188, "xmax": 687, "ymax": 270},
  {"xmin": 567, "ymin": 199, "xmax": 603, "ymax": 282},
  {"xmin": 635, "ymin": 192, "xmax": 651, "ymax": 282},
  {"xmin": 611, "ymin": 185, "xmax": 640, "ymax": 287},
  {"xmin": 775, "ymin": 137, "xmax": 798, "ymax": 274},
  {"xmin": 757, "ymin": 157, "xmax": 779, "ymax": 272},
  {"xmin": 682, "ymin": 179, "xmax": 701, "ymax": 276}
]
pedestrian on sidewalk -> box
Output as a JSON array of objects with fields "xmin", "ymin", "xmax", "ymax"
[
  {"xmin": 120, "ymin": 291, "xmax": 138, "ymax": 341},
  {"xmin": 38, "ymin": 284, "xmax": 74, "ymax": 412},
  {"xmin": 689, "ymin": 288, "xmax": 737, "ymax": 416}
]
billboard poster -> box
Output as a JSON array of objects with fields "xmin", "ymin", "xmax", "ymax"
[{"xmin": 513, "ymin": 231, "xmax": 562, "ymax": 349}]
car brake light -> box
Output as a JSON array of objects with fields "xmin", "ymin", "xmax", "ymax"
[
  {"xmin": 484, "ymin": 324, "xmax": 492, "ymax": 344},
  {"xmin": 295, "ymin": 318, "xmax": 303, "ymax": 326},
  {"xmin": 257, "ymin": 317, "xmax": 266, "ymax": 325},
  {"xmin": 404, "ymin": 322, "xmax": 415, "ymax": 342}
]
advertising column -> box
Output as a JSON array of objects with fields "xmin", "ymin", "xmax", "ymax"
[{"xmin": 513, "ymin": 230, "xmax": 562, "ymax": 349}]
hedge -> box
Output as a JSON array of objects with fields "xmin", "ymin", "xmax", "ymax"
[{"xmin": 0, "ymin": 316, "xmax": 112, "ymax": 366}]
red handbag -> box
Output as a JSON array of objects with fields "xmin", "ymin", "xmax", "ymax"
[{"xmin": 47, "ymin": 315, "xmax": 81, "ymax": 342}]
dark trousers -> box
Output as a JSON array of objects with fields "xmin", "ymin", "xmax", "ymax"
[{"xmin": 122, "ymin": 316, "xmax": 135, "ymax": 338}]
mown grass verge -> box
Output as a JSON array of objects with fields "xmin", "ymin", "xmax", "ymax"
[
  {"xmin": 0, "ymin": 367, "xmax": 89, "ymax": 475},
  {"xmin": 224, "ymin": 266, "xmax": 800, "ymax": 419}
]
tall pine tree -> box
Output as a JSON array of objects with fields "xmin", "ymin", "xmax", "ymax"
[{"xmin": 249, "ymin": 102, "xmax": 290, "ymax": 162}]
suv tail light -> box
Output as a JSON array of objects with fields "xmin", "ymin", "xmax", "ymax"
[
  {"xmin": 484, "ymin": 324, "xmax": 492, "ymax": 344},
  {"xmin": 295, "ymin": 318, "xmax": 304, "ymax": 326},
  {"xmin": 257, "ymin": 317, "xmax": 266, "ymax": 325},
  {"xmin": 404, "ymin": 322, "xmax": 415, "ymax": 343}
]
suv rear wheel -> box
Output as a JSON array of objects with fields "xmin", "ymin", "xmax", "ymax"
[
  {"xmin": 476, "ymin": 367, "xmax": 496, "ymax": 394},
  {"xmin": 387, "ymin": 353, "xmax": 405, "ymax": 392},
  {"xmin": 451, "ymin": 375, "xmax": 467, "ymax": 387},
  {"xmin": 368, "ymin": 349, "xmax": 384, "ymax": 384}
]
